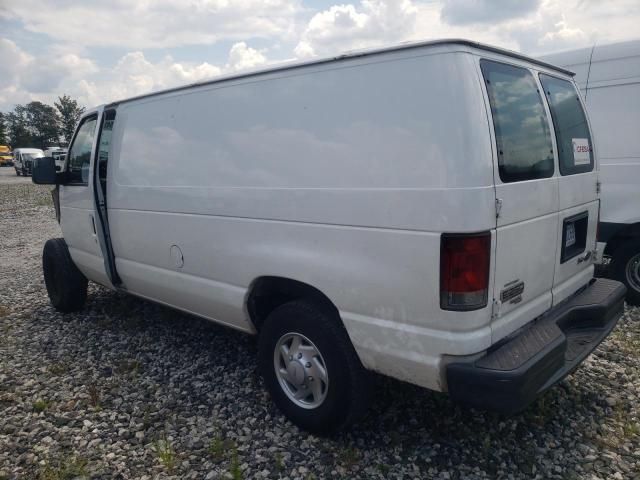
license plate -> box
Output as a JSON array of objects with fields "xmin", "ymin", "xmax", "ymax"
[{"xmin": 565, "ymin": 222, "xmax": 576, "ymax": 247}]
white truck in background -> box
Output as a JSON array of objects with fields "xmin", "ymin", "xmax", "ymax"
[
  {"xmin": 44, "ymin": 147, "xmax": 68, "ymax": 172},
  {"xmin": 13, "ymin": 148, "xmax": 44, "ymax": 176},
  {"xmin": 541, "ymin": 40, "xmax": 640, "ymax": 304}
]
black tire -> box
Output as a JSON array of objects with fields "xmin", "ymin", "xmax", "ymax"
[
  {"xmin": 42, "ymin": 238, "xmax": 88, "ymax": 312},
  {"xmin": 610, "ymin": 240, "xmax": 640, "ymax": 306},
  {"xmin": 15, "ymin": 168, "xmax": 20, "ymax": 176},
  {"xmin": 258, "ymin": 300, "xmax": 372, "ymax": 434}
]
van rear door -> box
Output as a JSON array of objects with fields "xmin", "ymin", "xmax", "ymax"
[
  {"xmin": 480, "ymin": 59, "xmax": 560, "ymax": 342},
  {"xmin": 539, "ymin": 74, "xmax": 599, "ymax": 303}
]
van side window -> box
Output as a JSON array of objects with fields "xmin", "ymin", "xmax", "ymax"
[
  {"xmin": 539, "ymin": 74, "xmax": 594, "ymax": 175},
  {"xmin": 480, "ymin": 60, "xmax": 555, "ymax": 183},
  {"xmin": 66, "ymin": 116, "xmax": 98, "ymax": 185}
]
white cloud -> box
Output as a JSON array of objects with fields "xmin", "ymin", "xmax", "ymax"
[
  {"xmin": 0, "ymin": 39, "xmax": 100, "ymax": 108},
  {"xmin": 0, "ymin": 39, "xmax": 32, "ymax": 89},
  {"xmin": 539, "ymin": 18, "xmax": 588, "ymax": 48},
  {"xmin": 0, "ymin": 39, "xmax": 275, "ymax": 110},
  {"xmin": 294, "ymin": 0, "xmax": 418, "ymax": 58},
  {"xmin": 225, "ymin": 42, "xmax": 267, "ymax": 71},
  {"xmin": 440, "ymin": 0, "xmax": 541, "ymax": 25},
  {"xmin": 2, "ymin": 0, "xmax": 303, "ymax": 49}
]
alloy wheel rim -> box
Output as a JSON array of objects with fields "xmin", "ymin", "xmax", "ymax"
[{"xmin": 273, "ymin": 332, "xmax": 329, "ymax": 409}]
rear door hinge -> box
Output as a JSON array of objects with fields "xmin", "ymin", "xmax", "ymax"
[
  {"xmin": 495, "ymin": 198, "xmax": 503, "ymax": 218},
  {"xmin": 491, "ymin": 298, "xmax": 501, "ymax": 320},
  {"xmin": 596, "ymin": 181, "xmax": 601, "ymax": 194}
]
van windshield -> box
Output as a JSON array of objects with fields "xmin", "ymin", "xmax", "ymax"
[
  {"xmin": 481, "ymin": 60, "xmax": 555, "ymax": 183},
  {"xmin": 22, "ymin": 153, "xmax": 44, "ymax": 160},
  {"xmin": 539, "ymin": 74, "xmax": 594, "ymax": 175}
]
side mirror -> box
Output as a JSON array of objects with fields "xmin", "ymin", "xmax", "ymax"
[{"xmin": 32, "ymin": 157, "xmax": 57, "ymax": 185}]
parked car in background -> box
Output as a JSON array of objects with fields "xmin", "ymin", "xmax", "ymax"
[
  {"xmin": 13, "ymin": 148, "xmax": 44, "ymax": 176},
  {"xmin": 541, "ymin": 40, "xmax": 640, "ymax": 305},
  {"xmin": 0, "ymin": 145, "xmax": 12, "ymax": 166},
  {"xmin": 33, "ymin": 39, "xmax": 626, "ymax": 433},
  {"xmin": 44, "ymin": 147, "xmax": 68, "ymax": 172}
]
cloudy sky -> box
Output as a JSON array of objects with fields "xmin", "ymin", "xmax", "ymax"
[{"xmin": 1, "ymin": 0, "xmax": 639, "ymax": 111}]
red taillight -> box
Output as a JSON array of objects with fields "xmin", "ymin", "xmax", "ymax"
[{"xmin": 440, "ymin": 232, "xmax": 491, "ymax": 311}]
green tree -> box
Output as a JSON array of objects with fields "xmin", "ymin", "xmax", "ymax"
[
  {"xmin": 55, "ymin": 94, "xmax": 85, "ymax": 145},
  {"xmin": 0, "ymin": 113, "xmax": 8, "ymax": 145},
  {"xmin": 5, "ymin": 106, "xmax": 33, "ymax": 147},
  {"xmin": 25, "ymin": 101, "xmax": 61, "ymax": 148}
]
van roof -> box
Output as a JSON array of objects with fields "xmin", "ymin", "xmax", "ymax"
[
  {"xmin": 105, "ymin": 38, "xmax": 574, "ymax": 109},
  {"xmin": 13, "ymin": 148, "xmax": 43, "ymax": 153}
]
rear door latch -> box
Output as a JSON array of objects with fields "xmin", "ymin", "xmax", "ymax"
[{"xmin": 495, "ymin": 198, "xmax": 503, "ymax": 218}]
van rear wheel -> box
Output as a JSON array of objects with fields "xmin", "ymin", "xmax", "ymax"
[
  {"xmin": 257, "ymin": 300, "xmax": 371, "ymax": 434},
  {"xmin": 610, "ymin": 241, "xmax": 640, "ymax": 305},
  {"xmin": 43, "ymin": 238, "xmax": 88, "ymax": 312}
]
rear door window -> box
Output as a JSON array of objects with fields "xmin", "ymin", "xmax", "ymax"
[
  {"xmin": 539, "ymin": 74, "xmax": 594, "ymax": 175},
  {"xmin": 481, "ymin": 60, "xmax": 555, "ymax": 183}
]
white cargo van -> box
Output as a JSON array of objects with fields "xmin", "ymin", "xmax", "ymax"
[
  {"xmin": 33, "ymin": 40, "xmax": 626, "ymax": 433},
  {"xmin": 14, "ymin": 147, "xmax": 44, "ymax": 176},
  {"xmin": 541, "ymin": 40, "xmax": 640, "ymax": 305},
  {"xmin": 44, "ymin": 147, "xmax": 68, "ymax": 172}
]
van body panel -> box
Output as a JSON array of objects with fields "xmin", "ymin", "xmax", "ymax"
[
  {"xmin": 107, "ymin": 206, "xmax": 496, "ymax": 388},
  {"xmin": 88, "ymin": 45, "xmax": 510, "ymax": 389}
]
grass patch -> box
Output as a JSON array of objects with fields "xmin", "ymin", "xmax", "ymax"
[
  {"xmin": 48, "ymin": 362, "xmax": 70, "ymax": 375},
  {"xmin": 87, "ymin": 384, "xmax": 100, "ymax": 409},
  {"xmin": 229, "ymin": 446, "xmax": 242, "ymax": 480},
  {"xmin": 35, "ymin": 194, "xmax": 53, "ymax": 207},
  {"xmin": 37, "ymin": 455, "xmax": 88, "ymax": 480},
  {"xmin": 337, "ymin": 446, "xmax": 360, "ymax": 469},
  {"xmin": 613, "ymin": 404, "xmax": 640, "ymax": 441},
  {"xmin": 623, "ymin": 421, "xmax": 640, "ymax": 439},
  {"xmin": 115, "ymin": 359, "xmax": 141, "ymax": 376},
  {"xmin": 376, "ymin": 463, "xmax": 390, "ymax": 475},
  {"xmin": 525, "ymin": 391, "xmax": 557, "ymax": 427},
  {"xmin": 153, "ymin": 434, "xmax": 177, "ymax": 474},
  {"xmin": 33, "ymin": 399, "xmax": 50, "ymax": 413},
  {"xmin": 274, "ymin": 452, "xmax": 285, "ymax": 472},
  {"xmin": 209, "ymin": 436, "xmax": 235, "ymax": 463}
]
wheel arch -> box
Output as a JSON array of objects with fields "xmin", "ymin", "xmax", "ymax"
[{"xmin": 246, "ymin": 276, "xmax": 341, "ymax": 332}]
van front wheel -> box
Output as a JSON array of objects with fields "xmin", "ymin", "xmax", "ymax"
[
  {"xmin": 257, "ymin": 300, "xmax": 371, "ymax": 434},
  {"xmin": 611, "ymin": 241, "xmax": 640, "ymax": 305},
  {"xmin": 43, "ymin": 238, "xmax": 88, "ymax": 312}
]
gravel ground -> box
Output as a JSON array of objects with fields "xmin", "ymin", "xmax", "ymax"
[{"xmin": 0, "ymin": 166, "xmax": 639, "ymax": 480}]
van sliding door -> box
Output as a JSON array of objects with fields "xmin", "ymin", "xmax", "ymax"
[{"xmin": 92, "ymin": 109, "xmax": 121, "ymax": 287}]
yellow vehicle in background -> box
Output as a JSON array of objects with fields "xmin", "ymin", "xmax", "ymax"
[{"xmin": 0, "ymin": 145, "xmax": 12, "ymax": 166}]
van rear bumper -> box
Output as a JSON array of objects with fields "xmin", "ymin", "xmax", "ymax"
[{"xmin": 446, "ymin": 278, "xmax": 626, "ymax": 414}]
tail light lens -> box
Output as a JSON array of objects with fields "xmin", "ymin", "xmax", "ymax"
[{"xmin": 440, "ymin": 232, "xmax": 491, "ymax": 311}]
